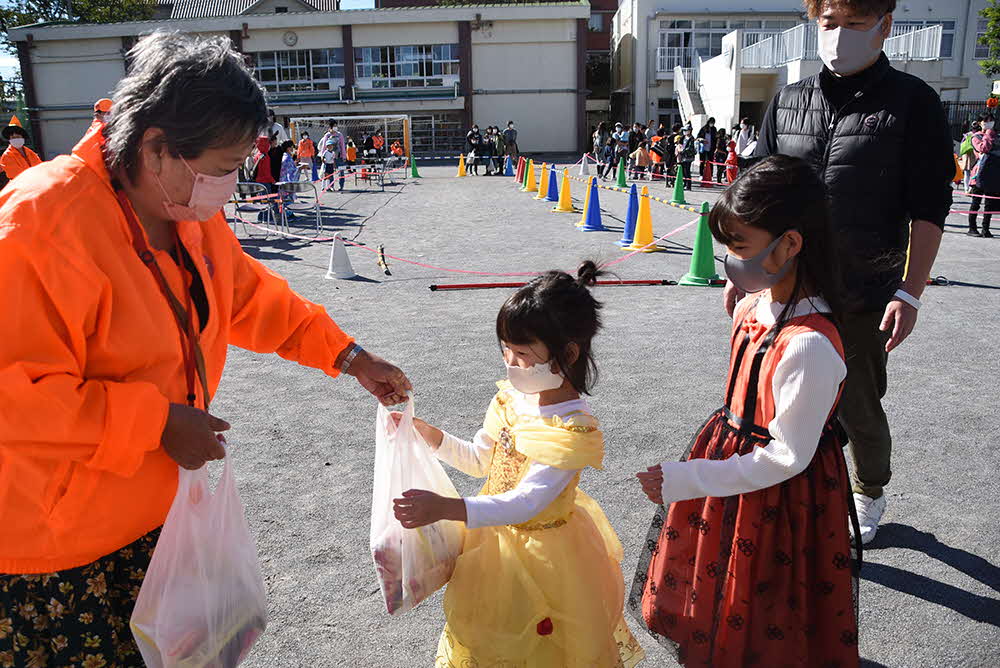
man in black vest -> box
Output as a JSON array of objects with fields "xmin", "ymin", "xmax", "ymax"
[{"xmin": 729, "ymin": 0, "xmax": 953, "ymax": 545}]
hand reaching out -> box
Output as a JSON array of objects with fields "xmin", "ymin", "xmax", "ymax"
[
  {"xmin": 636, "ymin": 465, "xmax": 664, "ymax": 505},
  {"xmin": 392, "ymin": 489, "xmax": 467, "ymax": 528}
]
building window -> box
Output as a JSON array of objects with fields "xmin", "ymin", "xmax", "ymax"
[
  {"xmin": 589, "ymin": 14, "xmax": 604, "ymax": 32},
  {"xmin": 976, "ymin": 18, "xmax": 993, "ymax": 60},
  {"xmin": 249, "ymin": 49, "xmax": 345, "ymax": 94},
  {"xmin": 275, "ymin": 6, "xmax": 287, "ymax": 12},
  {"xmin": 354, "ymin": 44, "xmax": 459, "ymax": 89},
  {"xmin": 891, "ymin": 19, "xmax": 955, "ymax": 58},
  {"xmin": 656, "ymin": 18, "xmax": 801, "ymax": 70}
]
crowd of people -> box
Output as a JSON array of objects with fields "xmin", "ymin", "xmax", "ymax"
[
  {"xmin": 957, "ymin": 113, "xmax": 998, "ymax": 238},
  {"xmin": 590, "ymin": 116, "xmax": 757, "ymax": 190},
  {"xmin": 463, "ymin": 121, "xmax": 519, "ymax": 175}
]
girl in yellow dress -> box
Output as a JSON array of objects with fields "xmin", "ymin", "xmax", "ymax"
[{"xmin": 393, "ymin": 262, "xmax": 645, "ymax": 667}]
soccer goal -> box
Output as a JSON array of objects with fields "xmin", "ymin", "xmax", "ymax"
[{"xmin": 289, "ymin": 114, "xmax": 411, "ymax": 158}]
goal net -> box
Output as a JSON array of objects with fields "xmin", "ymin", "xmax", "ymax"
[{"xmin": 289, "ymin": 114, "xmax": 411, "ymax": 159}]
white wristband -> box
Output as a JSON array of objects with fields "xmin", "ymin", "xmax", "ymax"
[{"xmin": 893, "ymin": 289, "xmax": 921, "ymax": 311}]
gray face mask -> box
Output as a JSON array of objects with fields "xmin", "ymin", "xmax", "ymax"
[{"xmin": 724, "ymin": 234, "xmax": 793, "ymax": 294}]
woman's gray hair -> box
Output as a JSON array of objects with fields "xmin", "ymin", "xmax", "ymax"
[{"xmin": 105, "ymin": 30, "xmax": 268, "ymax": 181}]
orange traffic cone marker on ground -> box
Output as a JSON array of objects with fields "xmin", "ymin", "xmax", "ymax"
[
  {"xmin": 534, "ymin": 163, "xmax": 550, "ymax": 200},
  {"xmin": 457, "ymin": 154, "xmax": 467, "ymax": 177}
]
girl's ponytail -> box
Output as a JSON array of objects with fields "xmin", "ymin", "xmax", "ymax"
[{"xmin": 576, "ymin": 259, "xmax": 603, "ymax": 288}]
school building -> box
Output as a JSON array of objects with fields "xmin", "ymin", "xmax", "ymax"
[
  {"xmin": 611, "ymin": 0, "xmax": 985, "ymax": 133},
  {"xmin": 6, "ymin": 0, "xmax": 594, "ymax": 160}
]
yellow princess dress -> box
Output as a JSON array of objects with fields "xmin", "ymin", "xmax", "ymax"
[{"xmin": 434, "ymin": 382, "xmax": 645, "ymax": 667}]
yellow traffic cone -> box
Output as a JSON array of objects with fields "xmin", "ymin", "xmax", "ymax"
[
  {"xmin": 552, "ymin": 169, "xmax": 578, "ymax": 213},
  {"xmin": 626, "ymin": 186, "xmax": 664, "ymax": 252},
  {"xmin": 576, "ymin": 176, "xmax": 594, "ymax": 227},
  {"xmin": 457, "ymin": 154, "xmax": 467, "ymax": 177},
  {"xmin": 522, "ymin": 159, "xmax": 538, "ymax": 192},
  {"xmin": 534, "ymin": 163, "xmax": 550, "ymax": 200}
]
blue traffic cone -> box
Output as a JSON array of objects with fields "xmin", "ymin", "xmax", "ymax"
[
  {"xmin": 617, "ymin": 184, "xmax": 639, "ymax": 247},
  {"xmin": 579, "ymin": 179, "xmax": 607, "ymax": 232},
  {"xmin": 545, "ymin": 164, "xmax": 560, "ymax": 202},
  {"xmin": 504, "ymin": 155, "xmax": 514, "ymax": 177}
]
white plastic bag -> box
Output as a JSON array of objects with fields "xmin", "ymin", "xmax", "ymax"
[
  {"xmin": 370, "ymin": 397, "xmax": 464, "ymax": 615},
  {"xmin": 131, "ymin": 448, "xmax": 267, "ymax": 668}
]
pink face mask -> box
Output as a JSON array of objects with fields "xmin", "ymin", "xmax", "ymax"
[{"xmin": 153, "ymin": 155, "xmax": 238, "ymax": 222}]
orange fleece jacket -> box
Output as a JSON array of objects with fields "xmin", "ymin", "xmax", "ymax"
[{"xmin": 0, "ymin": 124, "xmax": 354, "ymax": 573}]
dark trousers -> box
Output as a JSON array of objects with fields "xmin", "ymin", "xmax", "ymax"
[
  {"xmin": 838, "ymin": 311, "xmax": 893, "ymax": 499},
  {"xmin": 968, "ymin": 185, "xmax": 998, "ymax": 231},
  {"xmin": 676, "ymin": 162, "xmax": 693, "ymax": 190}
]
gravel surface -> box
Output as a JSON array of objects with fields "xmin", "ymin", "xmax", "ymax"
[{"xmin": 216, "ymin": 165, "xmax": 999, "ymax": 667}]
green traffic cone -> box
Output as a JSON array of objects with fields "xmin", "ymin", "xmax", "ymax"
[
  {"xmin": 410, "ymin": 156, "xmax": 421, "ymax": 178},
  {"xmin": 521, "ymin": 160, "xmax": 530, "ymax": 190},
  {"xmin": 616, "ymin": 157, "xmax": 627, "ymax": 188},
  {"xmin": 670, "ymin": 164, "xmax": 687, "ymax": 205},
  {"xmin": 680, "ymin": 202, "xmax": 722, "ymax": 286}
]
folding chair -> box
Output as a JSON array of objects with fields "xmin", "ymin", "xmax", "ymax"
[
  {"xmin": 232, "ymin": 182, "xmax": 275, "ymax": 238},
  {"xmin": 276, "ymin": 180, "xmax": 323, "ymax": 237}
]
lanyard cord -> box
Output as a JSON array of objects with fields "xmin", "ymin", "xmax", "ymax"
[{"xmin": 115, "ymin": 190, "xmax": 211, "ymax": 410}]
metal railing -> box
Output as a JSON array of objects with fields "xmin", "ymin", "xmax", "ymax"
[
  {"xmin": 741, "ymin": 23, "xmax": 818, "ymax": 68},
  {"xmin": 657, "ymin": 46, "xmax": 699, "ymax": 72},
  {"xmin": 883, "ymin": 24, "xmax": 942, "ymax": 61},
  {"xmin": 740, "ymin": 22, "xmax": 941, "ymax": 68}
]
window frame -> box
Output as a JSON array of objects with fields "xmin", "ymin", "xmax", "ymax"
[
  {"xmin": 249, "ymin": 48, "xmax": 345, "ymax": 94},
  {"xmin": 353, "ymin": 43, "xmax": 460, "ymax": 90}
]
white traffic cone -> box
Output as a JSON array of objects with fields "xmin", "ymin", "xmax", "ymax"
[
  {"xmin": 325, "ymin": 233, "xmax": 356, "ymax": 280},
  {"xmin": 579, "ymin": 154, "xmax": 590, "ymax": 176}
]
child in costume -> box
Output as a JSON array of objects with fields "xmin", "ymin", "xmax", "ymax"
[
  {"xmin": 725, "ymin": 139, "xmax": 739, "ymax": 183},
  {"xmin": 393, "ymin": 262, "xmax": 645, "ymax": 667},
  {"xmin": 631, "ymin": 155, "xmax": 859, "ymax": 668}
]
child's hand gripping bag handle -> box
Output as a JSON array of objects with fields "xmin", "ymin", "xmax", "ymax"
[{"xmin": 131, "ymin": 447, "xmax": 268, "ymax": 668}]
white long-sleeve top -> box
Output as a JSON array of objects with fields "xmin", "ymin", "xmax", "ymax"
[
  {"xmin": 659, "ymin": 296, "xmax": 846, "ymax": 505},
  {"xmin": 435, "ymin": 395, "xmax": 586, "ymax": 529}
]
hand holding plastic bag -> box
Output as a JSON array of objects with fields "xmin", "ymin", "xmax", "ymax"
[
  {"xmin": 370, "ymin": 396, "xmax": 464, "ymax": 615},
  {"xmin": 131, "ymin": 446, "xmax": 267, "ymax": 668}
]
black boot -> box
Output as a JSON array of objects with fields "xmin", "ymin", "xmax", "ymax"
[
  {"xmin": 984, "ymin": 223, "xmax": 994, "ymax": 238},
  {"xmin": 968, "ymin": 218, "xmax": 982, "ymax": 236}
]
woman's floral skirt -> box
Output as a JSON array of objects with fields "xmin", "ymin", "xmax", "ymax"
[{"xmin": 0, "ymin": 528, "xmax": 160, "ymax": 668}]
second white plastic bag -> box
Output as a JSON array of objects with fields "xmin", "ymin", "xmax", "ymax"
[
  {"xmin": 370, "ymin": 396, "xmax": 464, "ymax": 615},
  {"xmin": 131, "ymin": 448, "xmax": 267, "ymax": 668}
]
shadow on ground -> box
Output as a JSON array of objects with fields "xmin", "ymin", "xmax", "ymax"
[{"xmin": 862, "ymin": 523, "xmax": 1000, "ymax": 627}]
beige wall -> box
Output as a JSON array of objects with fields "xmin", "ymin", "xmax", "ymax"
[
  {"xmin": 352, "ymin": 22, "xmax": 456, "ymax": 48},
  {"xmin": 243, "ymin": 25, "xmax": 343, "ymax": 51},
  {"xmin": 472, "ymin": 93, "xmax": 577, "ymax": 153}
]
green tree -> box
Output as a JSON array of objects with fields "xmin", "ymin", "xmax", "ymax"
[
  {"xmin": 1, "ymin": 1, "xmax": 155, "ymax": 55},
  {"xmin": 979, "ymin": 0, "xmax": 1000, "ymax": 79}
]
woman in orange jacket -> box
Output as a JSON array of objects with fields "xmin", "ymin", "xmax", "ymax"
[
  {"xmin": 0, "ymin": 32, "xmax": 411, "ymax": 666},
  {"xmin": 0, "ymin": 120, "xmax": 41, "ymax": 187}
]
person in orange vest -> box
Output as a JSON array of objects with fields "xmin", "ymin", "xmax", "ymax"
[
  {"xmin": 0, "ymin": 32, "xmax": 411, "ymax": 665},
  {"xmin": 372, "ymin": 129, "xmax": 385, "ymax": 157},
  {"xmin": 390, "ymin": 140, "xmax": 403, "ymax": 157},
  {"xmin": 0, "ymin": 117, "xmax": 42, "ymax": 187},
  {"xmin": 297, "ymin": 130, "xmax": 318, "ymax": 181}
]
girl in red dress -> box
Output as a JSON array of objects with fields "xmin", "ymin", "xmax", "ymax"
[{"xmin": 631, "ymin": 155, "xmax": 860, "ymax": 668}]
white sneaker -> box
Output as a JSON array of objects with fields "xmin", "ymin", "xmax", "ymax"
[{"xmin": 853, "ymin": 493, "xmax": 887, "ymax": 545}]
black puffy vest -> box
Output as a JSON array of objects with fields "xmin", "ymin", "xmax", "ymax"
[{"xmin": 772, "ymin": 56, "xmax": 923, "ymax": 311}]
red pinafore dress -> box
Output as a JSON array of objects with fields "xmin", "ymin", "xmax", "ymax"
[{"xmin": 629, "ymin": 299, "xmax": 861, "ymax": 668}]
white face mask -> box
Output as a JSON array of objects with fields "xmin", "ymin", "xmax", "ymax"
[
  {"xmin": 9, "ymin": 137, "xmax": 25, "ymax": 149},
  {"xmin": 984, "ymin": 122, "xmax": 996, "ymax": 131},
  {"xmin": 505, "ymin": 361, "xmax": 564, "ymax": 394},
  {"xmin": 818, "ymin": 16, "xmax": 885, "ymax": 75}
]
